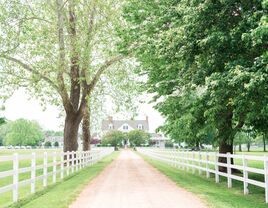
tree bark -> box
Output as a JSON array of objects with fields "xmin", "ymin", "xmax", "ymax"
[
  {"xmin": 82, "ymin": 106, "xmax": 91, "ymax": 151},
  {"xmin": 247, "ymin": 142, "xmax": 250, "ymax": 152},
  {"xmin": 63, "ymin": 113, "xmax": 81, "ymax": 152},
  {"xmin": 218, "ymin": 141, "xmax": 233, "ymax": 172},
  {"xmin": 239, "ymin": 143, "xmax": 242, "ymax": 152},
  {"xmin": 217, "ymin": 108, "xmax": 241, "ymax": 173}
]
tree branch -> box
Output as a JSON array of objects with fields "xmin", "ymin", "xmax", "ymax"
[
  {"xmin": 87, "ymin": 55, "xmax": 126, "ymax": 93},
  {"xmin": 0, "ymin": 55, "xmax": 58, "ymax": 90},
  {"xmin": 56, "ymin": 0, "xmax": 72, "ymax": 112},
  {"xmin": 68, "ymin": 1, "xmax": 81, "ymax": 112}
]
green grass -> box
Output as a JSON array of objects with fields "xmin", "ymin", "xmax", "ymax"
[
  {"xmin": 0, "ymin": 149, "xmax": 118, "ymax": 208},
  {"xmin": 141, "ymin": 154, "xmax": 268, "ymax": 208},
  {"xmin": 0, "ymin": 149, "xmax": 63, "ymax": 207},
  {"xmin": 9, "ymin": 151, "xmax": 119, "ymax": 208}
]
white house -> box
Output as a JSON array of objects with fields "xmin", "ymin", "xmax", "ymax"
[
  {"xmin": 101, "ymin": 116, "xmax": 167, "ymax": 148},
  {"xmin": 149, "ymin": 133, "xmax": 168, "ymax": 148},
  {"xmin": 101, "ymin": 116, "xmax": 149, "ymax": 134}
]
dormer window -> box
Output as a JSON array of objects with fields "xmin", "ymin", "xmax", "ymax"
[
  {"xmin": 123, "ymin": 125, "xmax": 128, "ymax": 130},
  {"xmin": 109, "ymin": 124, "xmax": 113, "ymax": 130},
  {"xmin": 138, "ymin": 124, "xmax": 143, "ymax": 130}
]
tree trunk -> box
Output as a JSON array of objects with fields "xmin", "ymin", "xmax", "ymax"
[
  {"xmin": 63, "ymin": 113, "xmax": 81, "ymax": 152},
  {"xmin": 82, "ymin": 106, "xmax": 91, "ymax": 151},
  {"xmin": 218, "ymin": 141, "xmax": 233, "ymax": 172},
  {"xmin": 217, "ymin": 107, "xmax": 243, "ymax": 173},
  {"xmin": 239, "ymin": 143, "xmax": 242, "ymax": 152},
  {"xmin": 247, "ymin": 142, "xmax": 250, "ymax": 152}
]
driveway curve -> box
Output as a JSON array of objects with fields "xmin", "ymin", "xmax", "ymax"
[{"xmin": 70, "ymin": 150, "xmax": 207, "ymax": 208}]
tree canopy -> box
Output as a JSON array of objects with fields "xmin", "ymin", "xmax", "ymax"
[
  {"xmin": 127, "ymin": 130, "xmax": 150, "ymax": 147},
  {"xmin": 0, "ymin": 0, "xmax": 135, "ymax": 151},
  {"xmin": 101, "ymin": 130, "xmax": 126, "ymax": 148},
  {"xmin": 120, "ymin": 0, "xmax": 268, "ymax": 159},
  {"xmin": 3, "ymin": 119, "xmax": 44, "ymax": 146}
]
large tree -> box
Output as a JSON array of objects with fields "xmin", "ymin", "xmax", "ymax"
[
  {"xmin": 82, "ymin": 61, "xmax": 139, "ymax": 150},
  {"xmin": 120, "ymin": 0, "xmax": 267, "ymax": 169},
  {"xmin": 3, "ymin": 119, "xmax": 44, "ymax": 146},
  {"xmin": 0, "ymin": 0, "xmax": 132, "ymax": 151},
  {"xmin": 127, "ymin": 130, "xmax": 150, "ymax": 147}
]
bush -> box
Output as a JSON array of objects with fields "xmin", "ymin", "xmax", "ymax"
[
  {"xmin": 54, "ymin": 141, "xmax": 59, "ymax": 147},
  {"xmin": 165, "ymin": 140, "xmax": 174, "ymax": 148},
  {"xmin": 44, "ymin": 141, "xmax": 52, "ymax": 148},
  {"xmin": 126, "ymin": 130, "xmax": 150, "ymax": 147},
  {"xmin": 4, "ymin": 119, "xmax": 44, "ymax": 146},
  {"xmin": 101, "ymin": 130, "xmax": 126, "ymax": 149}
]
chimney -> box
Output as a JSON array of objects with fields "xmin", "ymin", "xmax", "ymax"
[
  {"xmin": 146, "ymin": 116, "xmax": 148, "ymax": 123},
  {"xmin": 108, "ymin": 116, "xmax": 113, "ymax": 123}
]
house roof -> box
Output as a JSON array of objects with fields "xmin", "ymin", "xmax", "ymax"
[
  {"xmin": 150, "ymin": 133, "xmax": 169, "ymax": 141},
  {"xmin": 101, "ymin": 119, "xmax": 149, "ymax": 131},
  {"xmin": 45, "ymin": 136, "xmax": 63, "ymax": 143}
]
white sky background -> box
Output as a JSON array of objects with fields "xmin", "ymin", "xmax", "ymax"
[{"xmin": 2, "ymin": 89, "xmax": 165, "ymax": 133}]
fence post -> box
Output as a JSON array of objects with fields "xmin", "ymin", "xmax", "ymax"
[
  {"xmin": 198, "ymin": 152, "xmax": 202, "ymax": 175},
  {"xmin": 79, "ymin": 151, "xmax": 82, "ymax": 170},
  {"xmin": 242, "ymin": 155, "xmax": 248, "ymax": 195},
  {"xmin": 227, "ymin": 152, "xmax": 232, "ymax": 188},
  {"xmin": 53, "ymin": 152, "xmax": 57, "ymax": 183},
  {"xmin": 72, "ymin": 151, "xmax": 74, "ymax": 174},
  {"xmin": 60, "ymin": 152, "xmax": 64, "ymax": 180},
  {"xmin": 89, "ymin": 152, "xmax": 92, "ymax": 166},
  {"xmin": 264, "ymin": 155, "xmax": 268, "ymax": 203},
  {"xmin": 13, "ymin": 153, "xmax": 19, "ymax": 202},
  {"xmin": 82, "ymin": 152, "xmax": 85, "ymax": 168},
  {"xmin": 85, "ymin": 151, "xmax": 88, "ymax": 167},
  {"xmin": 43, "ymin": 152, "xmax": 48, "ymax": 187},
  {"xmin": 215, "ymin": 152, "xmax": 219, "ymax": 183},
  {"xmin": 67, "ymin": 151, "xmax": 70, "ymax": 176},
  {"xmin": 206, "ymin": 152, "xmax": 210, "ymax": 178},
  {"xmin": 186, "ymin": 151, "xmax": 189, "ymax": 172},
  {"xmin": 178, "ymin": 150, "xmax": 181, "ymax": 169},
  {"xmin": 31, "ymin": 152, "xmax": 36, "ymax": 194},
  {"xmin": 88, "ymin": 151, "xmax": 90, "ymax": 166},
  {"xmin": 192, "ymin": 152, "xmax": 195, "ymax": 174},
  {"xmin": 182, "ymin": 151, "xmax": 185, "ymax": 170},
  {"xmin": 76, "ymin": 151, "xmax": 79, "ymax": 172}
]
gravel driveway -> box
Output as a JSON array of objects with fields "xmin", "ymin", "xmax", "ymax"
[{"xmin": 70, "ymin": 150, "xmax": 207, "ymax": 208}]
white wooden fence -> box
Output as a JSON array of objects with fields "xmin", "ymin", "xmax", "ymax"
[
  {"xmin": 0, "ymin": 147, "xmax": 114, "ymax": 203},
  {"xmin": 137, "ymin": 147, "xmax": 268, "ymax": 203}
]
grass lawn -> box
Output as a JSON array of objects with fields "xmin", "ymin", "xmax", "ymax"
[
  {"xmin": 141, "ymin": 154, "xmax": 268, "ymax": 208},
  {"xmin": 0, "ymin": 149, "xmax": 62, "ymax": 207},
  {"xmin": 0, "ymin": 149, "xmax": 118, "ymax": 208}
]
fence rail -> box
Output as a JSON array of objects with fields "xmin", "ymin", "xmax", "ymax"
[
  {"xmin": 0, "ymin": 147, "xmax": 114, "ymax": 203},
  {"xmin": 137, "ymin": 147, "xmax": 268, "ymax": 203}
]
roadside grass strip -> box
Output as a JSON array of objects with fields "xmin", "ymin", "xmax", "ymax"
[
  {"xmin": 141, "ymin": 154, "xmax": 268, "ymax": 208},
  {"xmin": 1, "ymin": 151, "xmax": 119, "ymax": 208}
]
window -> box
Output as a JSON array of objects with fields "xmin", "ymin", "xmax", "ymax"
[
  {"xmin": 109, "ymin": 124, "xmax": 113, "ymax": 130},
  {"xmin": 123, "ymin": 125, "xmax": 128, "ymax": 130},
  {"xmin": 138, "ymin": 124, "xmax": 143, "ymax": 130}
]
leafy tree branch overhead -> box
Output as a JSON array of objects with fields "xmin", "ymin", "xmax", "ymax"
[
  {"xmin": 120, "ymin": 0, "xmax": 268, "ymax": 170},
  {"xmin": 0, "ymin": 0, "xmax": 136, "ymax": 152}
]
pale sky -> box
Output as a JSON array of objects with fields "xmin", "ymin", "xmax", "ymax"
[{"xmin": 2, "ymin": 89, "xmax": 165, "ymax": 133}]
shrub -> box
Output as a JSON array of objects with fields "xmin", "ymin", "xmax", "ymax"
[
  {"xmin": 54, "ymin": 141, "xmax": 59, "ymax": 147},
  {"xmin": 126, "ymin": 130, "xmax": 150, "ymax": 147},
  {"xmin": 44, "ymin": 141, "xmax": 52, "ymax": 148},
  {"xmin": 101, "ymin": 130, "xmax": 126, "ymax": 149}
]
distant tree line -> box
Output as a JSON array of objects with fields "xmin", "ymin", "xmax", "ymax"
[
  {"xmin": 0, "ymin": 118, "xmax": 64, "ymax": 147},
  {"xmin": 0, "ymin": 119, "xmax": 44, "ymax": 146}
]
